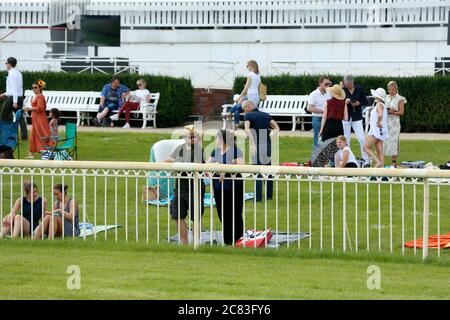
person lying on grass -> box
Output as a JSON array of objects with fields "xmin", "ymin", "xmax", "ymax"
[
  {"xmin": 1, "ymin": 182, "xmax": 48, "ymax": 239},
  {"xmin": 34, "ymin": 184, "xmax": 80, "ymax": 239}
]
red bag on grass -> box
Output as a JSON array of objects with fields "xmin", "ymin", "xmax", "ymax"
[{"xmin": 235, "ymin": 229, "xmax": 273, "ymax": 248}]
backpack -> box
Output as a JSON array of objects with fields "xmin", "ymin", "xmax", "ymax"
[{"xmin": 259, "ymin": 82, "xmax": 267, "ymax": 101}]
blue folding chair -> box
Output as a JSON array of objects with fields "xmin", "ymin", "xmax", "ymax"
[{"xmin": 0, "ymin": 110, "xmax": 22, "ymax": 159}]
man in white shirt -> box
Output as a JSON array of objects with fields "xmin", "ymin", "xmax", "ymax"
[
  {"xmin": 307, "ymin": 76, "xmax": 332, "ymax": 150},
  {"xmin": 0, "ymin": 57, "xmax": 27, "ymax": 140}
]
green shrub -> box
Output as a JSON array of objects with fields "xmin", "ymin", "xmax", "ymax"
[
  {"xmin": 234, "ymin": 74, "xmax": 450, "ymax": 133},
  {"xmin": 0, "ymin": 72, "xmax": 194, "ymax": 127}
]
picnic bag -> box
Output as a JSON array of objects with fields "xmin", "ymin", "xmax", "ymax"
[
  {"xmin": 259, "ymin": 82, "xmax": 267, "ymax": 101},
  {"xmin": 235, "ymin": 229, "xmax": 273, "ymax": 248}
]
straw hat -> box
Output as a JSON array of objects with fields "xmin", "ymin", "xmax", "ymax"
[
  {"xmin": 370, "ymin": 88, "xmax": 387, "ymax": 102},
  {"xmin": 183, "ymin": 124, "xmax": 198, "ymax": 136},
  {"xmin": 326, "ymin": 84, "xmax": 346, "ymax": 101}
]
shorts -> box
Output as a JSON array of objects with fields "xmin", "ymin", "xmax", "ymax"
[
  {"xmin": 98, "ymin": 102, "xmax": 119, "ymax": 113},
  {"xmin": 170, "ymin": 186, "xmax": 205, "ymax": 221}
]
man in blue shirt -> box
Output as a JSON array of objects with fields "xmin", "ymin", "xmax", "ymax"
[
  {"xmin": 243, "ymin": 100, "xmax": 279, "ymax": 202},
  {"xmin": 342, "ymin": 75, "xmax": 370, "ymax": 166},
  {"xmin": 96, "ymin": 76, "xmax": 129, "ymax": 126}
]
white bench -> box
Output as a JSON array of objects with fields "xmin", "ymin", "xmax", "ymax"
[
  {"xmin": 24, "ymin": 90, "xmax": 160, "ymax": 128},
  {"xmin": 221, "ymin": 95, "xmax": 310, "ymax": 131}
]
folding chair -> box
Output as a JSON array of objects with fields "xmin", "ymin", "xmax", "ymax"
[
  {"xmin": 46, "ymin": 122, "xmax": 78, "ymax": 160},
  {"xmin": 0, "ymin": 110, "xmax": 22, "ymax": 159}
]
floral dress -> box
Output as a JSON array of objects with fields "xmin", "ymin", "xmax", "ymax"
[{"xmin": 383, "ymin": 93, "xmax": 407, "ymax": 156}]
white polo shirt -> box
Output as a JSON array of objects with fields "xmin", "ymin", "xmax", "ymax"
[{"xmin": 308, "ymin": 87, "xmax": 332, "ymax": 117}]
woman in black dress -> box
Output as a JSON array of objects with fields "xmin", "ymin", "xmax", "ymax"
[{"xmin": 208, "ymin": 130, "xmax": 245, "ymax": 245}]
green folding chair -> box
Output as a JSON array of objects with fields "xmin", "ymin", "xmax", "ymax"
[{"xmin": 47, "ymin": 123, "xmax": 78, "ymax": 160}]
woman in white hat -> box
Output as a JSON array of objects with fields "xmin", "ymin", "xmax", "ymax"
[
  {"xmin": 363, "ymin": 88, "xmax": 389, "ymax": 168},
  {"xmin": 319, "ymin": 84, "xmax": 348, "ymax": 141}
]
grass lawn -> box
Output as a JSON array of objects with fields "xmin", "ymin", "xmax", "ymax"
[
  {"xmin": 1, "ymin": 131, "xmax": 449, "ymax": 299},
  {"xmin": 0, "ymin": 241, "xmax": 449, "ymax": 300}
]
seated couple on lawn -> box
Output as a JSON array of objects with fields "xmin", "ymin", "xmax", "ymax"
[{"xmin": 0, "ymin": 182, "xmax": 80, "ymax": 240}]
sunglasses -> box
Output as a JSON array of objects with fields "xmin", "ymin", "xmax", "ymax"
[{"xmin": 325, "ymin": 83, "xmax": 332, "ymax": 87}]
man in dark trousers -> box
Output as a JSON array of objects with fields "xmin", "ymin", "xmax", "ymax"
[
  {"xmin": 341, "ymin": 75, "xmax": 369, "ymax": 166},
  {"xmin": 0, "ymin": 57, "xmax": 27, "ymax": 140},
  {"xmin": 243, "ymin": 100, "xmax": 279, "ymax": 202},
  {"xmin": 165, "ymin": 125, "xmax": 205, "ymax": 244}
]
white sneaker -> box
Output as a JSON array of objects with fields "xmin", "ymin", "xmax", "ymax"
[
  {"xmin": 122, "ymin": 123, "xmax": 131, "ymax": 129},
  {"xmin": 110, "ymin": 114, "xmax": 119, "ymax": 121}
]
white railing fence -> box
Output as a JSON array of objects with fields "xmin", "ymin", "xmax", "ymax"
[
  {"xmin": 270, "ymin": 60, "xmax": 450, "ymax": 77},
  {"xmin": 1, "ymin": 0, "xmax": 449, "ymax": 28},
  {"xmin": 0, "ymin": 160, "xmax": 448, "ymax": 260}
]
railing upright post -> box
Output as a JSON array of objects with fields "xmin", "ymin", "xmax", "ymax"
[
  {"xmin": 422, "ymin": 178, "xmax": 430, "ymax": 260},
  {"xmin": 193, "ymin": 171, "xmax": 201, "ymax": 249}
]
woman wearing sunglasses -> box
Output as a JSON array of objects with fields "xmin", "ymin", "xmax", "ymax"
[
  {"xmin": 23, "ymin": 80, "xmax": 52, "ymax": 159},
  {"xmin": 110, "ymin": 78, "xmax": 151, "ymax": 128}
]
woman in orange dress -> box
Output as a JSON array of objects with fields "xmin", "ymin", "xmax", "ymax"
[{"xmin": 23, "ymin": 80, "xmax": 52, "ymax": 159}]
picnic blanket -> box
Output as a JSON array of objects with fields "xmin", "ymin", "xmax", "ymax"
[
  {"xmin": 147, "ymin": 192, "xmax": 255, "ymax": 206},
  {"xmin": 169, "ymin": 230, "xmax": 311, "ymax": 248},
  {"xmin": 404, "ymin": 232, "xmax": 450, "ymax": 249},
  {"xmin": 78, "ymin": 223, "xmax": 122, "ymax": 238}
]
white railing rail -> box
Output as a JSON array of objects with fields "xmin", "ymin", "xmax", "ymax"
[
  {"xmin": 270, "ymin": 60, "xmax": 450, "ymax": 77},
  {"xmin": 1, "ymin": 0, "xmax": 449, "ymax": 28},
  {"xmin": 0, "ymin": 57, "xmax": 237, "ymax": 90},
  {"xmin": 86, "ymin": 0, "xmax": 450, "ymax": 28},
  {"xmin": 0, "ymin": 159, "xmax": 448, "ymax": 260}
]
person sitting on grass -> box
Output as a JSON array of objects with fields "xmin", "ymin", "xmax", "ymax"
[
  {"xmin": 1, "ymin": 182, "xmax": 48, "ymax": 239},
  {"xmin": 334, "ymin": 135, "xmax": 359, "ymax": 168},
  {"xmin": 96, "ymin": 76, "xmax": 129, "ymax": 127},
  {"xmin": 110, "ymin": 78, "xmax": 151, "ymax": 129},
  {"xmin": 33, "ymin": 184, "xmax": 80, "ymax": 239},
  {"xmin": 41, "ymin": 108, "xmax": 61, "ymax": 160},
  {"xmin": 164, "ymin": 125, "xmax": 205, "ymax": 245}
]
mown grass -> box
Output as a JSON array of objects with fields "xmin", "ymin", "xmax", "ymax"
[{"xmin": 1, "ymin": 131, "xmax": 449, "ymax": 299}]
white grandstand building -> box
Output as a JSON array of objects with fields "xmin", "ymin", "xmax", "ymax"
[{"xmin": 1, "ymin": 0, "xmax": 450, "ymax": 89}]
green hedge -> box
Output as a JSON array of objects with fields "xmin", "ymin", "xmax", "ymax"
[
  {"xmin": 0, "ymin": 72, "xmax": 194, "ymax": 128},
  {"xmin": 234, "ymin": 75, "xmax": 450, "ymax": 133}
]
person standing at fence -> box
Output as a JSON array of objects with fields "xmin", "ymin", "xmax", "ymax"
[
  {"xmin": 208, "ymin": 130, "xmax": 244, "ymax": 245},
  {"xmin": 0, "ymin": 182, "xmax": 47, "ymax": 239},
  {"xmin": 0, "ymin": 57, "xmax": 28, "ymax": 140},
  {"xmin": 334, "ymin": 135, "xmax": 359, "ymax": 168},
  {"xmin": 165, "ymin": 125, "xmax": 205, "ymax": 245},
  {"xmin": 384, "ymin": 81, "xmax": 406, "ymax": 167},
  {"xmin": 110, "ymin": 78, "xmax": 151, "ymax": 129},
  {"xmin": 341, "ymin": 75, "xmax": 370, "ymax": 166},
  {"xmin": 307, "ymin": 76, "xmax": 332, "ymax": 150},
  {"xmin": 243, "ymin": 100, "xmax": 279, "ymax": 202},
  {"xmin": 23, "ymin": 80, "xmax": 53, "ymax": 159},
  {"xmin": 319, "ymin": 84, "xmax": 348, "ymax": 141},
  {"xmin": 226, "ymin": 60, "xmax": 261, "ymax": 130},
  {"xmin": 95, "ymin": 76, "xmax": 129, "ymax": 127},
  {"xmin": 33, "ymin": 184, "xmax": 80, "ymax": 240},
  {"xmin": 364, "ymin": 88, "xmax": 389, "ymax": 168}
]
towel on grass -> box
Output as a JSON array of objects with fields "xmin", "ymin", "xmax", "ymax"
[
  {"xmin": 147, "ymin": 192, "xmax": 255, "ymax": 207},
  {"xmin": 78, "ymin": 223, "xmax": 122, "ymax": 238},
  {"xmin": 168, "ymin": 231, "xmax": 311, "ymax": 248}
]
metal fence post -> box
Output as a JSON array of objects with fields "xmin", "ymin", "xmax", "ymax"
[
  {"xmin": 422, "ymin": 178, "xmax": 430, "ymax": 260},
  {"xmin": 193, "ymin": 171, "xmax": 201, "ymax": 249}
]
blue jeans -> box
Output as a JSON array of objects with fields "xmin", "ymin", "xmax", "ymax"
[
  {"xmin": 312, "ymin": 116, "xmax": 322, "ymax": 149},
  {"xmin": 229, "ymin": 103, "xmax": 243, "ymax": 125}
]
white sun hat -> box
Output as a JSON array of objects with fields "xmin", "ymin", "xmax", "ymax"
[{"xmin": 370, "ymin": 88, "xmax": 387, "ymax": 102}]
